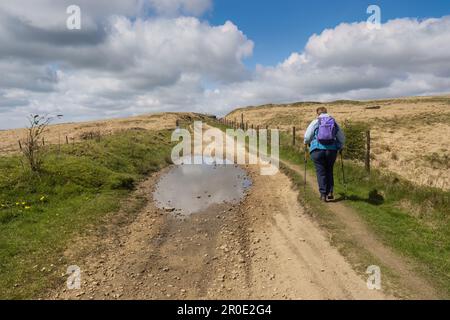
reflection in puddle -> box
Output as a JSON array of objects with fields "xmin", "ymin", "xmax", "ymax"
[{"xmin": 153, "ymin": 156, "xmax": 252, "ymax": 216}]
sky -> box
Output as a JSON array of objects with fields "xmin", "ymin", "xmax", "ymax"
[
  {"xmin": 0, "ymin": 0, "xmax": 449, "ymax": 129},
  {"xmin": 211, "ymin": 0, "xmax": 450, "ymax": 67}
]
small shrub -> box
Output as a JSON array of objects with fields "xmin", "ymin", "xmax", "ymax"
[
  {"xmin": 342, "ymin": 121, "xmax": 367, "ymax": 162},
  {"xmin": 21, "ymin": 115, "xmax": 50, "ymax": 172},
  {"xmin": 21, "ymin": 114, "xmax": 63, "ymax": 172}
]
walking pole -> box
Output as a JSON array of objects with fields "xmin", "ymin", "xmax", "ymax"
[
  {"xmin": 304, "ymin": 144, "xmax": 308, "ymax": 194},
  {"xmin": 340, "ymin": 150, "xmax": 347, "ymax": 199}
]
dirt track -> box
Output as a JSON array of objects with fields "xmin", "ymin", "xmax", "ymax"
[
  {"xmin": 51, "ymin": 160, "xmax": 391, "ymax": 300},
  {"xmin": 281, "ymin": 159, "xmax": 438, "ymax": 299}
]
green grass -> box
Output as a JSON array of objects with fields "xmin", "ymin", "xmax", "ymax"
[
  {"xmin": 279, "ymin": 137, "xmax": 450, "ymax": 297},
  {"xmin": 0, "ymin": 129, "xmax": 174, "ymax": 299}
]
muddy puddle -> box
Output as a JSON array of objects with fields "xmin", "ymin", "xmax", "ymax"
[{"xmin": 153, "ymin": 156, "xmax": 252, "ymax": 216}]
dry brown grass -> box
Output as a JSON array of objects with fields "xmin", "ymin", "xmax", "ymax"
[
  {"xmin": 0, "ymin": 112, "xmax": 203, "ymax": 156},
  {"xmin": 227, "ymin": 95, "xmax": 450, "ymax": 190}
]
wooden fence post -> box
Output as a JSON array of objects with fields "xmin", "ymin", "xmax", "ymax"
[
  {"xmin": 66, "ymin": 136, "xmax": 69, "ymax": 144},
  {"xmin": 365, "ymin": 130, "xmax": 371, "ymax": 174},
  {"xmin": 18, "ymin": 140, "xmax": 22, "ymax": 151},
  {"xmin": 241, "ymin": 113, "xmax": 244, "ymax": 130},
  {"xmin": 292, "ymin": 126, "xmax": 296, "ymax": 146}
]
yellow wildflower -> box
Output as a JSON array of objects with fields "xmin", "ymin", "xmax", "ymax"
[{"xmin": 25, "ymin": 206, "xmax": 31, "ymax": 210}]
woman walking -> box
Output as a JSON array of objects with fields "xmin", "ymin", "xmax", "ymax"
[{"xmin": 304, "ymin": 107, "xmax": 345, "ymax": 202}]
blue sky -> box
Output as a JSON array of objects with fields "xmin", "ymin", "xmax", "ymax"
[
  {"xmin": 209, "ymin": 0, "xmax": 450, "ymax": 67},
  {"xmin": 1, "ymin": 0, "xmax": 450, "ymax": 128}
]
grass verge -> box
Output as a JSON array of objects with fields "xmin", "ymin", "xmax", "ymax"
[{"xmin": 0, "ymin": 129, "xmax": 174, "ymax": 299}]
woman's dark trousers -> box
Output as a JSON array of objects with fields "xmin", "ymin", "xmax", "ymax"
[{"xmin": 310, "ymin": 149, "xmax": 338, "ymax": 196}]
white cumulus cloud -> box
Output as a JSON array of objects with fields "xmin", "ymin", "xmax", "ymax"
[
  {"xmin": 208, "ymin": 16, "xmax": 450, "ymax": 107},
  {"xmin": 0, "ymin": 2, "xmax": 450, "ymax": 129}
]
